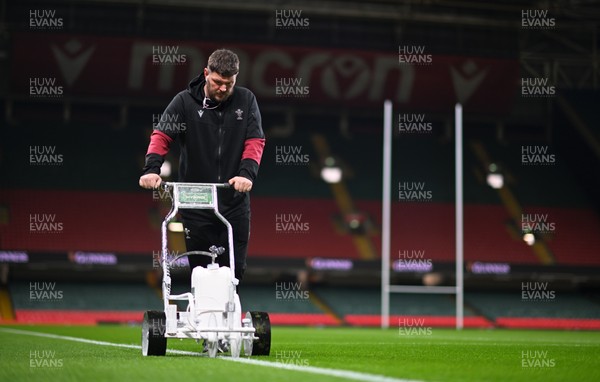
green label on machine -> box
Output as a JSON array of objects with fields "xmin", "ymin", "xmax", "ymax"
[{"xmin": 179, "ymin": 186, "xmax": 213, "ymax": 205}]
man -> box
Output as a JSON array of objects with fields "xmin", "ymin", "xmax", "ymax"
[{"xmin": 139, "ymin": 49, "xmax": 265, "ymax": 283}]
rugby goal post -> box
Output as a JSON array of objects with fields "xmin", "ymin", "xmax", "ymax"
[{"xmin": 381, "ymin": 101, "xmax": 464, "ymax": 330}]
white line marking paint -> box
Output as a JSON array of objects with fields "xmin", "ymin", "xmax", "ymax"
[
  {"xmin": 0, "ymin": 327, "xmax": 424, "ymax": 382},
  {"xmin": 219, "ymin": 356, "xmax": 422, "ymax": 382}
]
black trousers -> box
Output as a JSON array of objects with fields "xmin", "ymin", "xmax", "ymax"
[{"xmin": 182, "ymin": 212, "xmax": 249, "ymax": 282}]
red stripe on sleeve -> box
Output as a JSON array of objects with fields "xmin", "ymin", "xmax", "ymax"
[
  {"xmin": 147, "ymin": 130, "xmax": 173, "ymax": 156},
  {"xmin": 242, "ymin": 138, "xmax": 265, "ymax": 165}
]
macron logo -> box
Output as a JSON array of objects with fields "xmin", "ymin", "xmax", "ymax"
[
  {"xmin": 51, "ymin": 39, "xmax": 95, "ymax": 86},
  {"xmin": 450, "ymin": 60, "xmax": 488, "ymax": 104}
]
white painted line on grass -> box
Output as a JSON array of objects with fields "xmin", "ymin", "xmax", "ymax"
[
  {"xmin": 0, "ymin": 327, "xmax": 424, "ymax": 382},
  {"xmin": 0, "ymin": 327, "xmax": 201, "ymax": 356},
  {"xmin": 220, "ymin": 356, "xmax": 421, "ymax": 382}
]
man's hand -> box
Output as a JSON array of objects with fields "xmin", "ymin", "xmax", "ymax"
[
  {"xmin": 229, "ymin": 176, "xmax": 253, "ymax": 193},
  {"xmin": 139, "ymin": 174, "xmax": 162, "ymax": 189}
]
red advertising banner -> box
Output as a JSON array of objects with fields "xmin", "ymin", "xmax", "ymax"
[{"xmin": 11, "ymin": 32, "xmax": 519, "ymax": 113}]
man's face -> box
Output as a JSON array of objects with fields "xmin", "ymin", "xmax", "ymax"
[{"xmin": 204, "ymin": 68, "xmax": 236, "ymax": 102}]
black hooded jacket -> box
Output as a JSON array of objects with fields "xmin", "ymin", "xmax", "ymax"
[{"xmin": 142, "ymin": 74, "xmax": 265, "ymax": 219}]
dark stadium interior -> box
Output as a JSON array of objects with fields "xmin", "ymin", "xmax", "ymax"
[{"xmin": 1, "ymin": 0, "xmax": 600, "ymax": 329}]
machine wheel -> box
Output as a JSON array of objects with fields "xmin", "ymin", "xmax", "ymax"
[
  {"xmin": 242, "ymin": 336, "xmax": 253, "ymax": 357},
  {"xmin": 230, "ymin": 337, "xmax": 241, "ymax": 358},
  {"xmin": 142, "ymin": 311, "xmax": 167, "ymax": 356},
  {"xmin": 249, "ymin": 311, "xmax": 271, "ymax": 356},
  {"xmin": 206, "ymin": 340, "xmax": 218, "ymax": 358}
]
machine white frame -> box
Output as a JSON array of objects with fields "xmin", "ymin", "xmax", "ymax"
[{"xmin": 143, "ymin": 182, "xmax": 257, "ymax": 358}]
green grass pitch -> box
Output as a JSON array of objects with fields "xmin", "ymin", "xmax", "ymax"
[{"xmin": 1, "ymin": 325, "xmax": 599, "ymax": 382}]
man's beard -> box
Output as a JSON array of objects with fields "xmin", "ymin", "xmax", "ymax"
[{"xmin": 207, "ymin": 89, "xmax": 231, "ymax": 103}]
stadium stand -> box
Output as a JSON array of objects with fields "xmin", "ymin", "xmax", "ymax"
[
  {"xmin": 9, "ymin": 282, "xmax": 600, "ymax": 329},
  {"xmin": 1, "ymin": 1, "xmax": 599, "ymax": 331}
]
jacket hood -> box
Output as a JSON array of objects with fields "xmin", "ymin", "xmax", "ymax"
[{"xmin": 187, "ymin": 74, "xmax": 206, "ymax": 103}]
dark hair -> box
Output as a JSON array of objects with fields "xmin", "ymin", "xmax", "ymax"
[{"xmin": 207, "ymin": 49, "xmax": 239, "ymax": 77}]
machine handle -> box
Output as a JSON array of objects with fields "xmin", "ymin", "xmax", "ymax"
[{"xmin": 159, "ymin": 182, "xmax": 229, "ymax": 190}]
